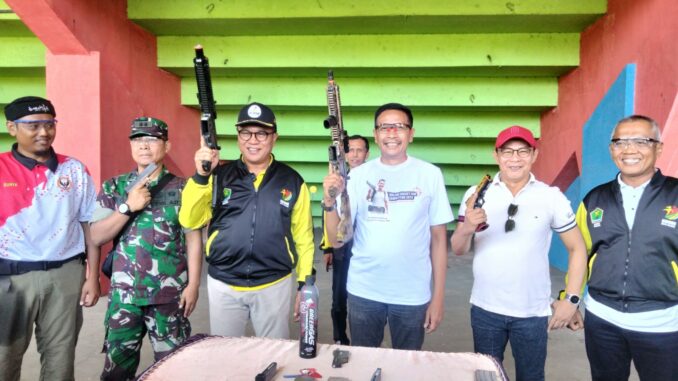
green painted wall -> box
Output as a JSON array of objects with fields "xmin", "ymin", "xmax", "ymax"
[
  {"xmin": 127, "ymin": 0, "xmax": 605, "ymax": 226},
  {"xmin": 1, "ymin": 0, "xmax": 606, "ymax": 226}
]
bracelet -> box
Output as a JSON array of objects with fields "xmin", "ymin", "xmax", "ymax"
[{"xmin": 320, "ymin": 201, "xmax": 336, "ymax": 212}]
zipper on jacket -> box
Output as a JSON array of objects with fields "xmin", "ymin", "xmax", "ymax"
[
  {"xmin": 622, "ymin": 231, "xmax": 631, "ymax": 311},
  {"xmin": 246, "ymin": 188, "xmax": 258, "ymax": 286}
]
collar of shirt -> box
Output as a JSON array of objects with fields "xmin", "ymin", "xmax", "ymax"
[
  {"xmin": 617, "ymin": 173, "xmax": 651, "ymax": 228},
  {"xmin": 11, "ymin": 143, "xmax": 58, "ymax": 172}
]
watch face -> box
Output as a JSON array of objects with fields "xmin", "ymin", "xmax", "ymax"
[
  {"xmin": 569, "ymin": 295, "xmax": 580, "ymax": 304},
  {"xmin": 118, "ymin": 203, "xmax": 130, "ymax": 214}
]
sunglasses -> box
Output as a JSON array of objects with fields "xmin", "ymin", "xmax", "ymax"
[{"xmin": 505, "ymin": 204, "xmax": 518, "ymax": 233}]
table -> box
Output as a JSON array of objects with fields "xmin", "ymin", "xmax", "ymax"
[{"xmin": 137, "ymin": 335, "xmax": 507, "ymax": 381}]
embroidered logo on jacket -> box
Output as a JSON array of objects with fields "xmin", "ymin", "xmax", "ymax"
[
  {"xmin": 590, "ymin": 207, "xmax": 603, "ymax": 228},
  {"xmin": 661, "ymin": 205, "xmax": 678, "ymax": 228},
  {"xmin": 222, "ymin": 188, "xmax": 232, "ymax": 205},
  {"xmin": 280, "ymin": 188, "xmax": 293, "ymax": 208}
]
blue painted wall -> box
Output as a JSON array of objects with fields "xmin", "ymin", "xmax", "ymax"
[{"xmin": 549, "ymin": 64, "xmax": 636, "ymax": 271}]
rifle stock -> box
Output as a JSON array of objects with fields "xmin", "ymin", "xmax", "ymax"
[
  {"xmin": 193, "ymin": 46, "xmax": 221, "ymax": 173},
  {"xmin": 324, "ymin": 70, "xmax": 353, "ymax": 244}
]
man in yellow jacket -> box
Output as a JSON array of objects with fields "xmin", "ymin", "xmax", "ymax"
[{"xmin": 179, "ymin": 102, "xmax": 314, "ymax": 339}]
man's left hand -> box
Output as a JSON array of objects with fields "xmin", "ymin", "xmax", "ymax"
[
  {"xmin": 424, "ymin": 298, "xmax": 444, "ymax": 333},
  {"xmin": 179, "ymin": 284, "xmax": 199, "ymax": 318},
  {"xmin": 548, "ymin": 299, "xmax": 578, "ymax": 331},
  {"xmin": 80, "ymin": 277, "xmax": 100, "ymax": 307}
]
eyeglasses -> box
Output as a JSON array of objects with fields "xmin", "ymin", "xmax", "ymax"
[
  {"xmin": 610, "ymin": 138, "xmax": 659, "ymax": 150},
  {"xmin": 131, "ymin": 136, "xmax": 165, "ymax": 146},
  {"xmin": 375, "ymin": 123, "xmax": 411, "ymax": 134},
  {"xmin": 497, "ymin": 147, "xmax": 532, "ymax": 159},
  {"xmin": 505, "ymin": 203, "xmax": 518, "ymax": 233},
  {"xmin": 13, "ymin": 119, "xmax": 58, "ymax": 132},
  {"xmin": 238, "ymin": 129, "xmax": 274, "ymax": 142}
]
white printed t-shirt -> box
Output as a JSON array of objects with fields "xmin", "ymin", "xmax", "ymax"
[{"xmin": 346, "ymin": 156, "xmax": 453, "ymax": 305}]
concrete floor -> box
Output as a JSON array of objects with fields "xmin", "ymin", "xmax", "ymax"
[{"xmin": 18, "ymin": 249, "xmax": 639, "ymax": 380}]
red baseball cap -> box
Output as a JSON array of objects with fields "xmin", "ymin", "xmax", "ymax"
[{"xmin": 495, "ymin": 125, "xmax": 537, "ymax": 148}]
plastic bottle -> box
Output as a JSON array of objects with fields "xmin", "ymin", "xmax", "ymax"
[{"xmin": 299, "ymin": 275, "xmax": 319, "ymax": 359}]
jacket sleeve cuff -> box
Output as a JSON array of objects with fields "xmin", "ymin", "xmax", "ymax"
[{"xmin": 192, "ymin": 172, "xmax": 210, "ymax": 185}]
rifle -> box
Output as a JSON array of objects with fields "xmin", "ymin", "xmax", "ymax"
[
  {"xmin": 323, "ymin": 70, "xmax": 353, "ymax": 244},
  {"xmin": 473, "ymin": 174, "xmax": 492, "ymax": 232},
  {"xmin": 193, "ymin": 45, "xmax": 221, "ymax": 173}
]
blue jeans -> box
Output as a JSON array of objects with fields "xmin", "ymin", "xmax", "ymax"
[
  {"xmin": 348, "ymin": 293, "xmax": 428, "ymax": 350},
  {"xmin": 330, "ymin": 243, "xmax": 351, "ymax": 345},
  {"xmin": 584, "ymin": 309, "xmax": 678, "ymax": 381},
  {"xmin": 470, "ymin": 305, "xmax": 547, "ymax": 381}
]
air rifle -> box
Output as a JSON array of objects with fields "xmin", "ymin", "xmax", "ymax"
[
  {"xmin": 324, "ymin": 70, "xmax": 353, "ymax": 244},
  {"xmin": 193, "ymin": 45, "xmax": 221, "ymax": 173}
]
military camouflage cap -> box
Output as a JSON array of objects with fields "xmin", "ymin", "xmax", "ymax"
[{"xmin": 129, "ymin": 117, "xmax": 168, "ymax": 140}]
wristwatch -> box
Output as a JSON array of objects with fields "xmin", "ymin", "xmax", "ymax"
[
  {"xmin": 118, "ymin": 203, "xmax": 133, "ymax": 216},
  {"xmin": 564, "ymin": 293, "xmax": 580, "ymax": 306},
  {"xmin": 320, "ymin": 201, "xmax": 336, "ymax": 212}
]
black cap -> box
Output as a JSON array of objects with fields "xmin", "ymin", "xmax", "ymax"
[
  {"xmin": 4, "ymin": 96, "xmax": 56, "ymax": 121},
  {"xmin": 235, "ymin": 102, "xmax": 277, "ymax": 130},
  {"xmin": 374, "ymin": 103, "xmax": 413, "ymax": 128},
  {"xmin": 129, "ymin": 117, "xmax": 169, "ymax": 139}
]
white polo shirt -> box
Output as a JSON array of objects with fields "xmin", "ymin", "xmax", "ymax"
[{"xmin": 458, "ymin": 173, "xmax": 576, "ymax": 318}]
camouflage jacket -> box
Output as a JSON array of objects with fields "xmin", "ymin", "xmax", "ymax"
[{"xmin": 94, "ymin": 166, "xmax": 189, "ymax": 305}]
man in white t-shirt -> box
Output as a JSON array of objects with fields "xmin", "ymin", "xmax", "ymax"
[
  {"xmin": 323, "ymin": 103, "xmax": 453, "ymax": 350},
  {"xmin": 450, "ymin": 126, "xmax": 587, "ymax": 381}
]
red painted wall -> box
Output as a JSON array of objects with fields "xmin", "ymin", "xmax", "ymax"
[
  {"xmin": 7, "ymin": 0, "xmax": 199, "ymax": 185},
  {"xmin": 534, "ymin": 0, "xmax": 678, "ymax": 182}
]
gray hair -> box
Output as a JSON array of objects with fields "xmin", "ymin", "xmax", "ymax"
[{"xmin": 610, "ymin": 114, "xmax": 661, "ymax": 141}]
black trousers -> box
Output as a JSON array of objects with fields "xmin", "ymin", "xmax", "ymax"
[{"xmin": 330, "ymin": 242, "xmax": 352, "ymax": 345}]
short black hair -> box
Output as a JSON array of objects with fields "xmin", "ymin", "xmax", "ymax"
[
  {"xmin": 374, "ymin": 103, "xmax": 413, "ymax": 128},
  {"xmin": 349, "ymin": 134, "xmax": 369, "ymax": 152}
]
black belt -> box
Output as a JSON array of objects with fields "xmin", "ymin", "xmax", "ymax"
[{"xmin": 0, "ymin": 253, "xmax": 85, "ymax": 276}]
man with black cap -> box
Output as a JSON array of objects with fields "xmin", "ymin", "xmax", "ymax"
[
  {"xmin": 179, "ymin": 102, "xmax": 314, "ymax": 339},
  {"xmin": 450, "ymin": 125, "xmax": 587, "ymax": 381},
  {"xmin": 0, "ymin": 96, "xmax": 100, "ymax": 380},
  {"xmin": 90, "ymin": 117, "xmax": 202, "ymax": 380},
  {"xmin": 323, "ymin": 103, "xmax": 453, "ymax": 350}
]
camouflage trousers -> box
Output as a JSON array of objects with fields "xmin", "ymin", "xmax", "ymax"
[{"xmin": 100, "ymin": 296, "xmax": 190, "ymax": 381}]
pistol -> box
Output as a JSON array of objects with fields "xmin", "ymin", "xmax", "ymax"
[
  {"xmin": 125, "ymin": 163, "xmax": 158, "ymax": 193},
  {"xmin": 473, "ymin": 174, "xmax": 492, "ymax": 232}
]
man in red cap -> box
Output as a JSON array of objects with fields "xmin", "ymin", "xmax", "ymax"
[{"xmin": 451, "ymin": 125, "xmax": 587, "ymax": 381}]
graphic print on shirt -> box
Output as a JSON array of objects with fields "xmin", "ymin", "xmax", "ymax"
[{"xmin": 365, "ymin": 178, "xmax": 422, "ymax": 222}]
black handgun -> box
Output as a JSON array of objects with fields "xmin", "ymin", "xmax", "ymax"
[
  {"xmin": 332, "ymin": 348, "xmax": 350, "ymax": 368},
  {"xmin": 254, "ymin": 362, "xmax": 276, "ymax": 381}
]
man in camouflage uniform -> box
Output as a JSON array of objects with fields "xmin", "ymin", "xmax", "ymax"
[{"xmin": 90, "ymin": 117, "xmax": 202, "ymax": 381}]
